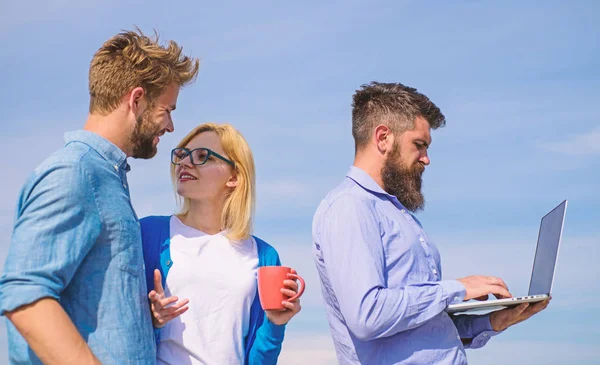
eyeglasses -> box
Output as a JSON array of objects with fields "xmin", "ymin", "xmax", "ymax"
[{"xmin": 171, "ymin": 147, "xmax": 235, "ymax": 167}]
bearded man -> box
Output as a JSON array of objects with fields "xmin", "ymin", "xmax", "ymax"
[
  {"xmin": 0, "ymin": 29, "xmax": 199, "ymax": 365},
  {"xmin": 311, "ymin": 82, "xmax": 549, "ymax": 365}
]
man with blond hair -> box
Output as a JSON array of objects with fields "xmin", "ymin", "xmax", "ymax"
[{"xmin": 0, "ymin": 28, "xmax": 199, "ymax": 364}]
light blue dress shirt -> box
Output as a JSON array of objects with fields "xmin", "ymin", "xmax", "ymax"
[
  {"xmin": 0, "ymin": 130, "xmax": 155, "ymax": 364},
  {"xmin": 312, "ymin": 166, "xmax": 498, "ymax": 364}
]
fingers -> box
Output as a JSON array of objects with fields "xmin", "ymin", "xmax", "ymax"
[
  {"xmin": 527, "ymin": 299, "xmax": 550, "ymax": 314},
  {"xmin": 485, "ymin": 276, "xmax": 511, "ymax": 298},
  {"xmin": 152, "ymin": 298, "xmax": 190, "ymax": 325},
  {"xmin": 488, "ymin": 284, "xmax": 512, "ymax": 299},
  {"xmin": 514, "ymin": 298, "xmax": 549, "ymax": 320},
  {"xmin": 281, "ymin": 288, "xmax": 298, "ymax": 299},
  {"xmin": 487, "ymin": 276, "xmax": 509, "ymax": 291},
  {"xmin": 153, "ymin": 304, "xmax": 190, "ymax": 326},
  {"xmin": 159, "ymin": 299, "xmax": 190, "ymax": 316},
  {"xmin": 281, "ymin": 278, "xmax": 299, "ymax": 300},
  {"xmin": 474, "ymin": 294, "xmax": 489, "ymax": 301},
  {"xmin": 283, "ymin": 279, "xmax": 299, "ymax": 291},
  {"xmin": 168, "ymin": 305, "xmax": 189, "ymax": 319},
  {"xmin": 459, "ymin": 275, "xmax": 512, "ymax": 300},
  {"xmin": 154, "ymin": 269, "xmax": 164, "ymax": 294},
  {"xmin": 492, "ymin": 298, "xmax": 551, "ymax": 332},
  {"xmin": 150, "ymin": 293, "xmax": 183, "ymax": 310},
  {"xmin": 514, "ymin": 303, "xmax": 529, "ymax": 315},
  {"xmin": 281, "ymin": 299, "xmax": 301, "ymax": 313},
  {"xmin": 158, "ymin": 295, "xmax": 181, "ymax": 309}
]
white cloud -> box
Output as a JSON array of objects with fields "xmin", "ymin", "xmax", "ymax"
[{"xmin": 537, "ymin": 128, "xmax": 600, "ymax": 156}]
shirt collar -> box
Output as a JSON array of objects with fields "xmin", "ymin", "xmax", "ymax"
[
  {"xmin": 346, "ymin": 166, "xmax": 403, "ymax": 204},
  {"xmin": 64, "ymin": 130, "xmax": 130, "ymax": 172},
  {"xmin": 346, "ymin": 166, "xmax": 389, "ymax": 196}
]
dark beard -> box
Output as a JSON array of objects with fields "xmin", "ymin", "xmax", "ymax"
[
  {"xmin": 381, "ymin": 143, "xmax": 426, "ymax": 212},
  {"xmin": 130, "ymin": 109, "xmax": 161, "ymax": 159}
]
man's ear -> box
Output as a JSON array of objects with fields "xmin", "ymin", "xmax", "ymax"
[
  {"xmin": 226, "ymin": 171, "xmax": 239, "ymax": 188},
  {"xmin": 374, "ymin": 124, "xmax": 394, "ymax": 154},
  {"xmin": 128, "ymin": 87, "xmax": 146, "ymax": 117}
]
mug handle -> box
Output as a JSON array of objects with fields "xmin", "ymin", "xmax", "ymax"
[{"xmin": 286, "ymin": 273, "xmax": 305, "ymax": 302}]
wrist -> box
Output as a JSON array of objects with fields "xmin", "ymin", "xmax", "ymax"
[{"xmin": 265, "ymin": 311, "xmax": 289, "ymax": 326}]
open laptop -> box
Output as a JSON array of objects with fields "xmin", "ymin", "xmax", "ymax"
[{"xmin": 447, "ymin": 200, "xmax": 567, "ymax": 314}]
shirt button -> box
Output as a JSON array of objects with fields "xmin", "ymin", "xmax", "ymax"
[
  {"xmin": 123, "ymin": 183, "xmax": 127, "ymax": 189},
  {"xmin": 432, "ymin": 269, "xmax": 438, "ymax": 274},
  {"xmin": 483, "ymin": 333, "xmax": 488, "ymax": 337},
  {"xmin": 419, "ymin": 237, "xmax": 425, "ymax": 242},
  {"xmin": 166, "ymin": 259, "xmax": 172, "ymax": 266},
  {"xmin": 114, "ymin": 165, "xmax": 119, "ymax": 171}
]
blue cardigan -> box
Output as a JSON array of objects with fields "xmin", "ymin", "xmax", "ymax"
[{"xmin": 139, "ymin": 215, "xmax": 286, "ymax": 365}]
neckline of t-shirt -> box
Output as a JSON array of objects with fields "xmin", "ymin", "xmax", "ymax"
[{"xmin": 171, "ymin": 215, "xmax": 227, "ymax": 238}]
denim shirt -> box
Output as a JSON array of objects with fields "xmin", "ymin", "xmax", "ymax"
[
  {"xmin": 312, "ymin": 166, "xmax": 498, "ymax": 365},
  {"xmin": 0, "ymin": 130, "xmax": 155, "ymax": 364}
]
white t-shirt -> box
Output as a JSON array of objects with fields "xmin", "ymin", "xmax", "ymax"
[{"xmin": 157, "ymin": 216, "xmax": 259, "ymax": 365}]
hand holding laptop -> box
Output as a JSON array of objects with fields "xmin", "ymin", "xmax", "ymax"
[
  {"xmin": 447, "ymin": 200, "xmax": 566, "ymax": 315},
  {"xmin": 489, "ymin": 297, "xmax": 551, "ymax": 331}
]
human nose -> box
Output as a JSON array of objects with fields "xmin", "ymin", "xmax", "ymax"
[
  {"xmin": 177, "ymin": 152, "xmax": 193, "ymax": 167},
  {"xmin": 420, "ymin": 150, "xmax": 430, "ymax": 166},
  {"xmin": 166, "ymin": 118, "xmax": 174, "ymax": 133}
]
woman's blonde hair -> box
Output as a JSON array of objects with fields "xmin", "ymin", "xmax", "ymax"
[{"xmin": 171, "ymin": 123, "xmax": 255, "ymax": 241}]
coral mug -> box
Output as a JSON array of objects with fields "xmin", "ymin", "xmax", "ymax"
[{"xmin": 257, "ymin": 266, "xmax": 305, "ymax": 311}]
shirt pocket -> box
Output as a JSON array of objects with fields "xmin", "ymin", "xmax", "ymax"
[{"xmin": 117, "ymin": 219, "xmax": 143, "ymax": 276}]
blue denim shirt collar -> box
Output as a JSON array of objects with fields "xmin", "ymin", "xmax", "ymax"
[{"xmin": 64, "ymin": 130, "xmax": 130, "ymax": 172}]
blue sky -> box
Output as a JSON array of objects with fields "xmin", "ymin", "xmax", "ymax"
[{"xmin": 1, "ymin": 1, "xmax": 599, "ymax": 364}]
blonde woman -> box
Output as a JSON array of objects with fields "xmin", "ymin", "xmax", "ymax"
[{"xmin": 140, "ymin": 123, "xmax": 301, "ymax": 365}]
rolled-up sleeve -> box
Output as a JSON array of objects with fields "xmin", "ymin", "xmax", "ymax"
[
  {"xmin": 318, "ymin": 195, "xmax": 466, "ymax": 341},
  {"xmin": 0, "ymin": 161, "xmax": 102, "ymax": 314}
]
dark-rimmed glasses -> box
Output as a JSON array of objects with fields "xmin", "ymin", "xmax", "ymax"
[{"xmin": 171, "ymin": 147, "xmax": 235, "ymax": 167}]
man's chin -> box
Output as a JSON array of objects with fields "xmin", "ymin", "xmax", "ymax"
[
  {"xmin": 131, "ymin": 146, "xmax": 158, "ymax": 159},
  {"xmin": 403, "ymin": 194, "xmax": 425, "ymax": 213}
]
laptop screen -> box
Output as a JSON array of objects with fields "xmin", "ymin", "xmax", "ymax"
[{"xmin": 528, "ymin": 200, "xmax": 567, "ymax": 295}]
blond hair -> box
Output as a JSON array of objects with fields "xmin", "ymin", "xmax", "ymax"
[
  {"xmin": 172, "ymin": 123, "xmax": 256, "ymax": 241},
  {"xmin": 89, "ymin": 27, "xmax": 200, "ymax": 115}
]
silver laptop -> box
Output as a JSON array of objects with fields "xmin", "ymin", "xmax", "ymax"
[{"xmin": 447, "ymin": 200, "xmax": 567, "ymax": 314}]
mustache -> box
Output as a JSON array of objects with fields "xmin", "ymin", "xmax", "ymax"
[{"xmin": 414, "ymin": 163, "xmax": 425, "ymax": 175}]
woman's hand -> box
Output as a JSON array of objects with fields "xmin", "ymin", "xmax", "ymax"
[
  {"xmin": 265, "ymin": 269, "xmax": 302, "ymax": 326},
  {"xmin": 148, "ymin": 269, "xmax": 189, "ymax": 328}
]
